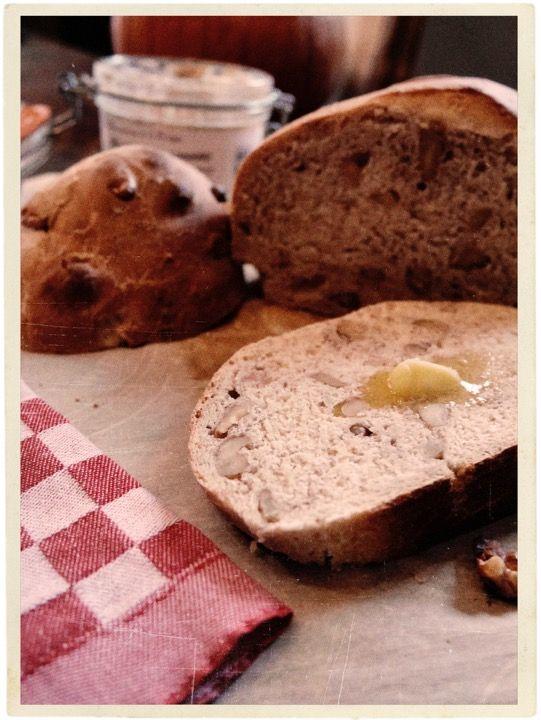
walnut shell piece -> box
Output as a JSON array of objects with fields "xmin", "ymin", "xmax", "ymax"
[{"xmin": 475, "ymin": 539, "xmax": 517, "ymax": 602}]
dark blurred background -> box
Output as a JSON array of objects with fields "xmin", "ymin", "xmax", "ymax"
[
  {"xmin": 416, "ymin": 16, "xmax": 517, "ymax": 88},
  {"xmin": 21, "ymin": 15, "xmax": 518, "ymax": 88},
  {"xmin": 20, "ymin": 15, "xmax": 517, "ymax": 174}
]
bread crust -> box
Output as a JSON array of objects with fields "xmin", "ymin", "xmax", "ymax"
[
  {"xmin": 250, "ymin": 447, "xmax": 517, "ymax": 565},
  {"xmin": 190, "ymin": 448, "xmax": 517, "ymax": 566},
  {"xmin": 452, "ymin": 446, "xmax": 518, "ymax": 530},
  {"xmin": 188, "ymin": 300, "xmax": 517, "ymax": 566},
  {"xmin": 21, "ymin": 145, "xmax": 245, "ymax": 353}
]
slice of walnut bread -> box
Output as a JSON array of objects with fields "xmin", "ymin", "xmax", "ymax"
[
  {"xmin": 231, "ymin": 76, "xmax": 517, "ymax": 316},
  {"xmin": 189, "ymin": 301, "xmax": 517, "ymax": 565}
]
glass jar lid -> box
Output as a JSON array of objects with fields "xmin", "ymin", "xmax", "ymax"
[{"xmin": 92, "ymin": 55, "xmax": 278, "ymax": 109}]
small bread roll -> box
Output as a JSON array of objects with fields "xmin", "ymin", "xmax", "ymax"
[{"xmin": 21, "ymin": 145, "xmax": 245, "ymax": 353}]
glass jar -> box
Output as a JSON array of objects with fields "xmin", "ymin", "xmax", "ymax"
[{"xmin": 68, "ymin": 55, "xmax": 294, "ymax": 192}]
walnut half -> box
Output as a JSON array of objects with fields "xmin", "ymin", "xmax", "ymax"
[{"xmin": 474, "ymin": 539, "xmax": 517, "ymax": 602}]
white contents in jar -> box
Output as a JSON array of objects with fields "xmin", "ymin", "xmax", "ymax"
[{"xmin": 92, "ymin": 56, "xmax": 286, "ymax": 192}]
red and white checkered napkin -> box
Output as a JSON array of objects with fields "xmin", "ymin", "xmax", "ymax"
[{"xmin": 20, "ymin": 382, "xmax": 292, "ymax": 705}]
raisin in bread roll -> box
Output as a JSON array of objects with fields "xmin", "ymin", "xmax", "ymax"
[
  {"xmin": 231, "ymin": 76, "xmax": 517, "ymax": 316},
  {"xmin": 189, "ymin": 301, "xmax": 517, "ymax": 565},
  {"xmin": 21, "ymin": 145, "xmax": 244, "ymax": 353}
]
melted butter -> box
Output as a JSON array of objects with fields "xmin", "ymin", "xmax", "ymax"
[{"xmin": 361, "ymin": 353, "xmax": 490, "ymax": 408}]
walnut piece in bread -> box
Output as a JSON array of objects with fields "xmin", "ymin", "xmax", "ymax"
[
  {"xmin": 189, "ymin": 300, "xmax": 517, "ymax": 565},
  {"xmin": 21, "ymin": 145, "xmax": 245, "ymax": 353}
]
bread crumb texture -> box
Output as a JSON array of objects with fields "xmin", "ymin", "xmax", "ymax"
[
  {"xmin": 189, "ymin": 301, "xmax": 517, "ymax": 564},
  {"xmin": 232, "ymin": 81, "xmax": 517, "ymax": 316}
]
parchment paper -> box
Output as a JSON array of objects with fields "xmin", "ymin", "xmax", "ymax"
[{"xmin": 22, "ymin": 300, "xmax": 517, "ymax": 705}]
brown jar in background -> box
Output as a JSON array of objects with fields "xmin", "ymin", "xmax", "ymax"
[{"xmin": 110, "ymin": 16, "xmax": 425, "ymax": 117}]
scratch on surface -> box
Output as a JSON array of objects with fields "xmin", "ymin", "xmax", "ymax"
[
  {"xmin": 321, "ymin": 621, "xmax": 341, "ymax": 704},
  {"xmin": 189, "ymin": 640, "xmax": 197, "ymax": 704},
  {"xmin": 91, "ymin": 372, "xmax": 170, "ymax": 437},
  {"xmin": 337, "ymin": 615, "xmax": 356, "ymax": 705}
]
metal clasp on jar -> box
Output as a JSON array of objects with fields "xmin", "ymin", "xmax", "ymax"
[
  {"xmin": 267, "ymin": 91, "xmax": 295, "ymax": 134},
  {"xmin": 54, "ymin": 70, "xmax": 97, "ymax": 134}
]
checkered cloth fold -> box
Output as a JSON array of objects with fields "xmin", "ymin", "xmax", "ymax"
[{"xmin": 20, "ymin": 382, "xmax": 292, "ymax": 704}]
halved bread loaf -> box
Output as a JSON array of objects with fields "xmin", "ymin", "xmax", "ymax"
[
  {"xmin": 189, "ymin": 301, "xmax": 517, "ymax": 565},
  {"xmin": 231, "ymin": 76, "xmax": 517, "ymax": 316}
]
